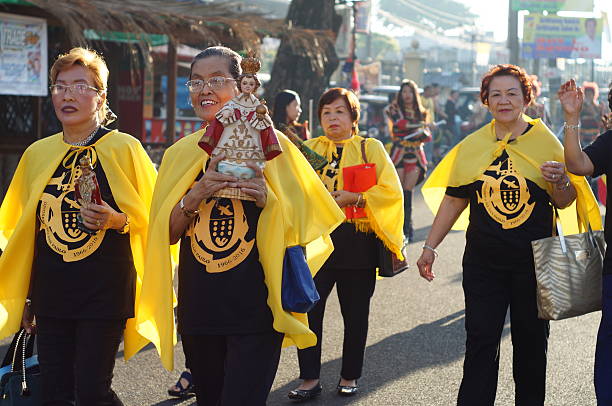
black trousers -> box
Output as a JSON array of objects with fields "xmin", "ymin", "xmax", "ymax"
[
  {"xmin": 297, "ymin": 267, "xmax": 376, "ymax": 381},
  {"xmin": 181, "ymin": 331, "xmax": 283, "ymax": 406},
  {"xmin": 36, "ymin": 317, "xmax": 125, "ymax": 406},
  {"xmin": 457, "ymin": 262, "xmax": 550, "ymax": 406}
]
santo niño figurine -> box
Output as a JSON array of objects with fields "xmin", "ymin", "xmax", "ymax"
[
  {"xmin": 74, "ymin": 155, "xmax": 102, "ymax": 234},
  {"xmin": 198, "ymin": 56, "xmax": 282, "ymax": 201}
]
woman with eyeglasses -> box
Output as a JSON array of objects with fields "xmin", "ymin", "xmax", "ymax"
[
  {"xmin": 0, "ymin": 47, "xmax": 157, "ymax": 405},
  {"xmin": 133, "ymin": 46, "xmax": 343, "ymax": 405}
]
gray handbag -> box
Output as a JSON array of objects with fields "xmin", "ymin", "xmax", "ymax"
[{"xmin": 531, "ymin": 212, "xmax": 605, "ymax": 321}]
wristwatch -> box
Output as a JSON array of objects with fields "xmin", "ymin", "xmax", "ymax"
[{"xmin": 180, "ymin": 196, "xmax": 199, "ymax": 218}]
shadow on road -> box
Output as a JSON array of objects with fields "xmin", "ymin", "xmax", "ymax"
[{"xmin": 268, "ymin": 310, "xmax": 509, "ymax": 405}]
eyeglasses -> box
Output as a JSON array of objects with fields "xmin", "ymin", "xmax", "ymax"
[
  {"xmin": 185, "ymin": 76, "xmax": 236, "ymax": 93},
  {"xmin": 50, "ymin": 83, "xmax": 100, "ymax": 95}
]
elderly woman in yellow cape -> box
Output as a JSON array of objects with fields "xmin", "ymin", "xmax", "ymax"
[
  {"xmin": 416, "ymin": 64, "xmax": 601, "ymax": 406},
  {"xmin": 0, "ymin": 48, "xmax": 157, "ymax": 405},
  {"xmin": 129, "ymin": 46, "xmax": 344, "ymax": 406}
]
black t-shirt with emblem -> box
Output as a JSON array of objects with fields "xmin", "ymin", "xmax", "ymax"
[
  {"xmin": 446, "ymin": 148, "xmax": 554, "ymax": 265},
  {"xmin": 584, "ymin": 129, "xmax": 612, "ymax": 274},
  {"xmin": 316, "ymin": 146, "xmax": 379, "ymax": 270},
  {"xmin": 31, "ymin": 128, "xmax": 135, "ymax": 320},
  {"xmin": 177, "ymin": 189, "xmax": 273, "ymax": 335}
]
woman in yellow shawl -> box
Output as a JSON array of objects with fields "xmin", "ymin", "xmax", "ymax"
[
  {"xmin": 288, "ymin": 88, "xmax": 404, "ymax": 400},
  {"xmin": 417, "ymin": 65, "xmax": 600, "ymax": 405},
  {"xmin": 0, "ymin": 48, "xmax": 157, "ymax": 405},
  {"xmin": 133, "ymin": 47, "xmax": 344, "ymax": 406}
]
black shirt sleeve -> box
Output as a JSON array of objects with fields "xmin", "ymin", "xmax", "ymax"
[
  {"xmin": 584, "ymin": 130, "xmax": 612, "ymax": 178},
  {"xmin": 445, "ymin": 184, "xmax": 470, "ymax": 199}
]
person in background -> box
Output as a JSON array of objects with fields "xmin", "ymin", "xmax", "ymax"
[
  {"xmin": 524, "ymin": 75, "xmax": 551, "ymax": 127},
  {"xmin": 558, "ymin": 78, "xmax": 612, "ymax": 405},
  {"xmin": 384, "ymin": 80, "xmax": 432, "ymax": 242},
  {"xmin": 417, "ymin": 64, "xmax": 599, "ymax": 406},
  {"xmin": 580, "ymin": 82, "xmax": 609, "ymax": 146},
  {"xmin": 272, "ymin": 89, "xmax": 310, "ymax": 141},
  {"xmin": 0, "ymin": 47, "xmax": 157, "ymax": 406},
  {"xmin": 445, "ymin": 90, "xmax": 460, "ymax": 144},
  {"xmin": 288, "ymin": 88, "xmax": 403, "ymax": 401}
]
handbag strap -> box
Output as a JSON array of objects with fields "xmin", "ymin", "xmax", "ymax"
[{"xmin": 360, "ymin": 139, "xmax": 368, "ymax": 164}]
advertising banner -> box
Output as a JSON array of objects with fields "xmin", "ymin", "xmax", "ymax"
[
  {"xmin": 0, "ymin": 12, "xmax": 47, "ymax": 96},
  {"xmin": 522, "ymin": 15, "xmax": 602, "ymax": 59},
  {"xmin": 512, "ymin": 0, "xmax": 594, "ymax": 13}
]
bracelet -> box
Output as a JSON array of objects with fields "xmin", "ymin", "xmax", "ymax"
[
  {"xmin": 180, "ymin": 196, "xmax": 199, "ymax": 218},
  {"xmin": 354, "ymin": 193, "xmax": 366, "ymax": 208},
  {"xmin": 556, "ymin": 177, "xmax": 571, "ymax": 191},
  {"xmin": 563, "ymin": 122, "xmax": 581, "ymax": 131},
  {"xmin": 422, "ymin": 244, "xmax": 439, "ymax": 257},
  {"xmin": 117, "ymin": 214, "xmax": 130, "ymax": 234}
]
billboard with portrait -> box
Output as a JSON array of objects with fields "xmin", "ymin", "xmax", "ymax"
[
  {"xmin": 512, "ymin": 0, "xmax": 594, "ymax": 13},
  {"xmin": 0, "ymin": 12, "xmax": 48, "ymax": 96},
  {"xmin": 522, "ymin": 15, "xmax": 602, "ymax": 59}
]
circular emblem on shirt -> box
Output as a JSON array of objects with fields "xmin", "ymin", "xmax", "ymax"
[
  {"xmin": 188, "ymin": 198, "xmax": 254, "ymax": 273},
  {"xmin": 476, "ymin": 157, "xmax": 535, "ymax": 229},
  {"xmin": 38, "ymin": 148, "xmax": 105, "ymax": 262}
]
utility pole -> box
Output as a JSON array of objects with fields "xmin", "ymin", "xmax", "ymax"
[{"xmin": 507, "ymin": 1, "xmax": 519, "ymax": 65}]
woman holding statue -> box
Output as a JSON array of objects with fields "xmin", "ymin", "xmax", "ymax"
[{"xmin": 134, "ymin": 46, "xmax": 343, "ymax": 405}]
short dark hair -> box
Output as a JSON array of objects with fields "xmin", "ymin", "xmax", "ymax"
[
  {"xmin": 190, "ymin": 46, "xmax": 242, "ymax": 80},
  {"xmin": 608, "ymin": 81, "xmax": 612, "ymax": 111},
  {"xmin": 480, "ymin": 64, "xmax": 533, "ymax": 106},
  {"xmin": 318, "ymin": 87, "xmax": 360, "ymax": 136}
]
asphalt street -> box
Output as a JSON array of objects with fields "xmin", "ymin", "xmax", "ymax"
[{"xmin": 0, "ymin": 189, "xmax": 601, "ymax": 405}]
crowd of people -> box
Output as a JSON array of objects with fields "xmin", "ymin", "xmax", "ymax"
[{"xmin": 0, "ymin": 44, "xmax": 611, "ymax": 406}]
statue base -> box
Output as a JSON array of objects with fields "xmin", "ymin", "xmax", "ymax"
[{"xmin": 213, "ymin": 186, "xmax": 256, "ymax": 201}]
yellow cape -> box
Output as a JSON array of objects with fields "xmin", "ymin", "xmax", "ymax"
[
  {"xmin": 422, "ymin": 117, "xmax": 602, "ymax": 233},
  {"xmin": 0, "ymin": 130, "xmax": 157, "ymax": 356},
  {"xmin": 304, "ymin": 135, "xmax": 405, "ymax": 259},
  {"xmin": 132, "ymin": 129, "xmax": 345, "ymax": 370}
]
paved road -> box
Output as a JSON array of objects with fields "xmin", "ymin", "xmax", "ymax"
[{"xmin": 1, "ymin": 189, "xmax": 601, "ymax": 405}]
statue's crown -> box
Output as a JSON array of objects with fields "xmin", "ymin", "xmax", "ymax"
[{"xmin": 240, "ymin": 56, "xmax": 261, "ymax": 75}]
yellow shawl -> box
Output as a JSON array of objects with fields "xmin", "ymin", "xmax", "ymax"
[
  {"xmin": 131, "ymin": 129, "xmax": 344, "ymax": 370},
  {"xmin": 422, "ymin": 117, "xmax": 602, "ymax": 233},
  {"xmin": 304, "ymin": 135, "xmax": 405, "ymax": 259},
  {"xmin": 0, "ymin": 130, "xmax": 157, "ymax": 355}
]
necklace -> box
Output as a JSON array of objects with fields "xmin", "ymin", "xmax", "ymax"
[{"xmin": 64, "ymin": 126, "xmax": 99, "ymax": 146}]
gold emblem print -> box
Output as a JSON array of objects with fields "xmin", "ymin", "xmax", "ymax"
[
  {"xmin": 38, "ymin": 149, "xmax": 105, "ymax": 262},
  {"xmin": 188, "ymin": 198, "xmax": 254, "ymax": 273},
  {"xmin": 476, "ymin": 158, "xmax": 535, "ymax": 229}
]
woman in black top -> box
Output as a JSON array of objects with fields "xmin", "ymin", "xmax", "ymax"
[
  {"xmin": 417, "ymin": 65, "xmax": 585, "ymax": 405},
  {"xmin": 0, "ymin": 47, "xmax": 156, "ymax": 405}
]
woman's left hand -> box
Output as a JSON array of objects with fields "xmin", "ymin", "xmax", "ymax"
[
  {"xmin": 237, "ymin": 163, "xmax": 267, "ymax": 208},
  {"xmin": 80, "ymin": 200, "xmax": 125, "ymax": 231},
  {"xmin": 331, "ymin": 190, "xmax": 359, "ymax": 208},
  {"xmin": 540, "ymin": 161, "xmax": 568, "ymax": 185}
]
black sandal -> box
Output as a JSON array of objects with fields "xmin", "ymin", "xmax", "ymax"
[{"xmin": 167, "ymin": 371, "xmax": 195, "ymax": 398}]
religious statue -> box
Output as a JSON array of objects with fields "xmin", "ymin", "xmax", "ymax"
[
  {"xmin": 199, "ymin": 55, "xmax": 282, "ymax": 201},
  {"xmin": 74, "ymin": 155, "xmax": 102, "ymax": 234}
]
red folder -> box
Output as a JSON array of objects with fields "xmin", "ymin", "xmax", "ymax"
[{"xmin": 342, "ymin": 162, "xmax": 377, "ymax": 219}]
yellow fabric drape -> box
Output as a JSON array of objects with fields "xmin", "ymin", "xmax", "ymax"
[
  {"xmin": 422, "ymin": 117, "xmax": 602, "ymax": 233},
  {"xmin": 0, "ymin": 130, "xmax": 157, "ymax": 354},
  {"xmin": 133, "ymin": 129, "xmax": 344, "ymax": 371},
  {"xmin": 304, "ymin": 135, "xmax": 405, "ymax": 259}
]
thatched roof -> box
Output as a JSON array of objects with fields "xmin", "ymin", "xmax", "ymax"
[{"xmin": 1, "ymin": 0, "xmax": 336, "ymax": 57}]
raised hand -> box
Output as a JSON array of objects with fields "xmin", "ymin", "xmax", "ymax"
[{"xmin": 557, "ymin": 79, "xmax": 584, "ymax": 119}]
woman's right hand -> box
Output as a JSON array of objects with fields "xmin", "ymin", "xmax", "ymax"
[
  {"xmin": 184, "ymin": 154, "xmax": 238, "ymax": 205},
  {"xmin": 416, "ymin": 249, "xmax": 436, "ymax": 282},
  {"xmin": 558, "ymin": 79, "xmax": 583, "ymax": 122},
  {"xmin": 21, "ymin": 302, "xmax": 36, "ymax": 334}
]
